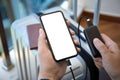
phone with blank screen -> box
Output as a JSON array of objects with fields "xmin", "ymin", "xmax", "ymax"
[{"xmin": 40, "ymin": 11, "xmax": 77, "ymax": 61}]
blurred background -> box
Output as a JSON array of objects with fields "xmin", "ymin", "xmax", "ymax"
[
  {"xmin": 0, "ymin": 0, "xmax": 65, "ymax": 51},
  {"xmin": 0, "ymin": 0, "xmax": 120, "ymax": 80}
]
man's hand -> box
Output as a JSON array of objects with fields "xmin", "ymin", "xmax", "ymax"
[
  {"xmin": 38, "ymin": 21, "xmax": 80, "ymax": 80},
  {"xmin": 38, "ymin": 29, "xmax": 67, "ymax": 80},
  {"xmin": 93, "ymin": 34, "xmax": 120, "ymax": 80}
]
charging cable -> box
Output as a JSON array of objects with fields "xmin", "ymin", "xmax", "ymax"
[
  {"xmin": 77, "ymin": 16, "xmax": 99, "ymax": 80},
  {"xmin": 67, "ymin": 60, "xmax": 75, "ymax": 80},
  {"xmin": 77, "ymin": 16, "xmax": 92, "ymax": 80}
]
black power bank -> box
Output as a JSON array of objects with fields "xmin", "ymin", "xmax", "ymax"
[{"xmin": 84, "ymin": 26, "xmax": 104, "ymax": 57}]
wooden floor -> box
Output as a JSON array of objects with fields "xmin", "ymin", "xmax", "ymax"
[
  {"xmin": 99, "ymin": 20, "xmax": 120, "ymax": 48},
  {"xmin": 79, "ymin": 12, "xmax": 120, "ymax": 48}
]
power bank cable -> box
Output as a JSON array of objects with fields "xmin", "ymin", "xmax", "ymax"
[
  {"xmin": 77, "ymin": 16, "xmax": 99, "ymax": 80},
  {"xmin": 78, "ymin": 16, "xmax": 89, "ymax": 80},
  {"xmin": 67, "ymin": 60, "xmax": 75, "ymax": 80}
]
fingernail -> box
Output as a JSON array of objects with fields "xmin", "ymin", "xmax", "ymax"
[{"xmin": 93, "ymin": 38, "xmax": 100, "ymax": 44}]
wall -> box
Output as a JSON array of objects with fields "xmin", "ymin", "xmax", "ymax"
[{"xmin": 84, "ymin": 0, "xmax": 120, "ymax": 17}]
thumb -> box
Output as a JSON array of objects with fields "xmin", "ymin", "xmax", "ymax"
[
  {"xmin": 93, "ymin": 38, "xmax": 109, "ymax": 57},
  {"xmin": 38, "ymin": 29, "xmax": 47, "ymax": 50}
]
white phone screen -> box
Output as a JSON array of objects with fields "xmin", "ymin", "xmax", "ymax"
[{"xmin": 40, "ymin": 11, "xmax": 77, "ymax": 61}]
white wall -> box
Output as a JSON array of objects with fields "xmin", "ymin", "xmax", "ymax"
[{"xmin": 84, "ymin": 0, "xmax": 120, "ymax": 17}]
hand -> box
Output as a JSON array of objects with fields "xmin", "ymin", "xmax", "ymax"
[
  {"xmin": 93, "ymin": 34, "xmax": 120, "ymax": 80},
  {"xmin": 38, "ymin": 22, "xmax": 80, "ymax": 80}
]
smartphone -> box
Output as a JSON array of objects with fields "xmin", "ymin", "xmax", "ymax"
[{"xmin": 40, "ymin": 11, "xmax": 77, "ymax": 61}]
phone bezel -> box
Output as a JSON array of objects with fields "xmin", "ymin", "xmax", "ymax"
[{"xmin": 40, "ymin": 11, "xmax": 78, "ymax": 61}]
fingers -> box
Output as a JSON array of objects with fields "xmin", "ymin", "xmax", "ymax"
[
  {"xmin": 77, "ymin": 47, "xmax": 81, "ymax": 52},
  {"xmin": 93, "ymin": 58, "xmax": 103, "ymax": 69},
  {"xmin": 94, "ymin": 58, "xmax": 102, "ymax": 63},
  {"xmin": 38, "ymin": 29, "xmax": 47, "ymax": 51},
  {"xmin": 67, "ymin": 21, "xmax": 80, "ymax": 52},
  {"xmin": 101, "ymin": 34, "xmax": 119, "ymax": 53},
  {"xmin": 73, "ymin": 39, "xmax": 80, "ymax": 45},
  {"xmin": 70, "ymin": 29, "xmax": 75, "ymax": 35},
  {"xmin": 93, "ymin": 38, "xmax": 110, "ymax": 57},
  {"xmin": 73, "ymin": 38, "xmax": 80, "ymax": 52},
  {"xmin": 66, "ymin": 21, "xmax": 71, "ymax": 26},
  {"xmin": 38, "ymin": 28, "xmax": 80, "ymax": 54},
  {"xmin": 101, "ymin": 34, "xmax": 116, "ymax": 47},
  {"xmin": 66, "ymin": 20, "xmax": 75, "ymax": 35}
]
